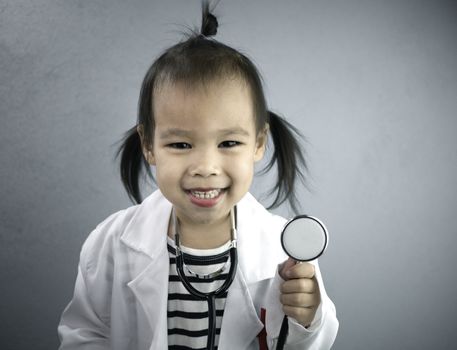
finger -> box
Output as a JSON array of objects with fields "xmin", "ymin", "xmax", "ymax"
[
  {"xmin": 280, "ymin": 292, "xmax": 320, "ymax": 308},
  {"xmin": 281, "ymin": 278, "xmax": 317, "ymax": 294},
  {"xmin": 286, "ymin": 262, "xmax": 315, "ymax": 279},
  {"xmin": 279, "ymin": 257, "xmax": 296, "ymax": 280},
  {"xmin": 282, "ymin": 305, "xmax": 316, "ymax": 327}
]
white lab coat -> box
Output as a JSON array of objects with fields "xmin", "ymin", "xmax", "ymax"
[{"xmin": 58, "ymin": 190, "xmax": 338, "ymax": 349}]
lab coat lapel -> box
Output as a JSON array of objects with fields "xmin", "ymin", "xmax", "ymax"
[
  {"xmin": 219, "ymin": 194, "xmax": 287, "ymax": 350},
  {"xmin": 218, "ymin": 268, "xmax": 264, "ymax": 350},
  {"xmin": 127, "ymin": 255, "xmax": 169, "ymax": 349},
  {"xmin": 121, "ymin": 191, "xmax": 173, "ymax": 349}
]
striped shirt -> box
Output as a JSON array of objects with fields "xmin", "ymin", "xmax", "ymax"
[{"xmin": 167, "ymin": 237, "xmax": 232, "ymax": 350}]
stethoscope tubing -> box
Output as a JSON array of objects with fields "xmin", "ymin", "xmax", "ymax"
[
  {"xmin": 175, "ymin": 246, "xmax": 237, "ymax": 299},
  {"xmin": 173, "ymin": 207, "xmax": 238, "ymax": 350}
]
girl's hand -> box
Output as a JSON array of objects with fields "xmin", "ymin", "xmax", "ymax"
[{"xmin": 279, "ymin": 258, "xmax": 320, "ymax": 328}]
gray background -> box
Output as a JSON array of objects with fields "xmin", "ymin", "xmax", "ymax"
[{"xmin": 1, "ymin": 0, "xmax": 456, "ymax": 349}]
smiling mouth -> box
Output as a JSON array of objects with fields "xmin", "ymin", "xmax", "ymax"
[
  {"xmin": 190, "ymin": 189, "xmax": 222, "ymax": 199},
  {"xmin": 185, "ymin": 188, "xmax": 227, "ymax": 207}
]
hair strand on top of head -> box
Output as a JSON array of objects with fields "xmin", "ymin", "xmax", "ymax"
[{"xmin": 201, "ymin": 0, "xmax": 219, "ymax": 37}]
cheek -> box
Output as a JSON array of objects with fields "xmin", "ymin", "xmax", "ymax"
[
  {"xmin": 154, "ymin": 159, "xmax": 178, "ymax": 184},
  {"xmin": 228, "ymin": 156, "xmax": 255, "ymax": 180}
]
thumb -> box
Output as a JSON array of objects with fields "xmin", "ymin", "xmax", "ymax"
[{"xmin": 279, "ymin": 257, "xmax": 296, "ymax": 280}]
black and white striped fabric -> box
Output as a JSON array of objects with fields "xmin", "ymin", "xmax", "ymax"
[{"xmin": 167, "ymin": 237, "xmax": 232, "ymax": 350}]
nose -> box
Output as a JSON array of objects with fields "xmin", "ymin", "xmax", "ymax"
[{"xmin": 188, "ymin": 148, "xmax": 220, "ymax": 178}]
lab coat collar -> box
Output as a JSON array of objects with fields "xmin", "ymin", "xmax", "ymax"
[
  {"xmin": 236, "ymin": 192, "xmax": 288, "ymax": 282},
  {"xmin": 120, "ymin": 190, "xmax": 172, "ymax": 259},
  {"xmin": 120, "ymin": 190, "xmax": 286, "ymax": 284}
]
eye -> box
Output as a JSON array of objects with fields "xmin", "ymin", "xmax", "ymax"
[
  {"xmin": 219, "ymin": 140, "xmax": 242, "ymax": 148},
  {"xmin": 167, "ymin": 142, "xmax": 192, "ymax": 149}
]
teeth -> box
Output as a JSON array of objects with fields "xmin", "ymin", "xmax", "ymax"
[{"xmin": 190, "ymin": 189, "xmax": 221, "ymax": 199}]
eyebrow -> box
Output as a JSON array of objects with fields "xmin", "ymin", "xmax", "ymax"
[
  {"xmin": 219, "ymin": 127, "xmax": 251, "ymax": 137},
  {"xmin": 158, "ymin": 127, "xmax": 251, "ymax": 139},
  {"xmin": 158, "ymin": 128, "xmax": 189, "ymax": 139}
]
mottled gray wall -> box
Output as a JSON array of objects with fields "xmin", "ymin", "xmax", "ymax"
[{"xmin": 1, "ymin": 0, "xmax": 456, "ymax": 349}]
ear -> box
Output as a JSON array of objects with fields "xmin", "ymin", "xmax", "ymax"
[
  {"xmin": 137, "ymin": 124, "xmax": 156, "ymax": 165},
  {"xmin": 254, "ymin": 123, "xmax": 269, "ymax": 162}
]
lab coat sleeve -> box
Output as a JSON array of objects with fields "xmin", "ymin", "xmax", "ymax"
[
  {"xmin": 265, "ymin": 260, "xmax": 339, "ymax": 350},
  {"xmin": 58, "ymin": 231, "xmax": 111, "ymax": 349}
]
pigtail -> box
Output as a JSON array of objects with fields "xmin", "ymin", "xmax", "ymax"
[
  {"xmin": 116, "ymin": 126, "xmax": 151, "ymax": 204},
  {"xmin": 265, "ymin": 111, "xmax": 307, "ymax": 213}
]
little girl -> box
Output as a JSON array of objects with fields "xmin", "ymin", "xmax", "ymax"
[{"xmin": 58, "ymin": 2, "xmax": 338, "ymax": 349}]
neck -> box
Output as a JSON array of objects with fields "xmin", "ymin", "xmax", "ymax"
[{"xmin": 169, "ymin": 211, "xmax": 232, "ymax": 249}]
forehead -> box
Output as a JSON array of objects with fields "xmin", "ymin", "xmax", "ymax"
[{"xmin": 152, "ymin": 78, "xmax": 255, "ymax": 130}]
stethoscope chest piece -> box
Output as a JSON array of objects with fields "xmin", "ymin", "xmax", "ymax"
[{"xmin": 280, "ymin": 215, "xmax": 328, "ymax": 262}]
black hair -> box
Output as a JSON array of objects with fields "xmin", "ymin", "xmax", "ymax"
[{"xmin": 117, "ymin": 0, "xmax": 307, "ymax": 213}]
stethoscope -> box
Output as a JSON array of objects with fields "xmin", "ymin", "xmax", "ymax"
[
  {"xmin": 276, "ymin": 215, "xmax": 329, "ymax": 350},
  {"xmin": 172, "ymin": 208, "xmax": 328, "ymax": 350},
  {"xmin": 172, "ymin": 207, "xmax": 238, "ymax": 350}
]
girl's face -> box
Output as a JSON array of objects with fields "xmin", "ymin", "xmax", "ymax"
[{"xmin": 146, "ymin": 78, "xmax": 267, "ymax": 229}]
